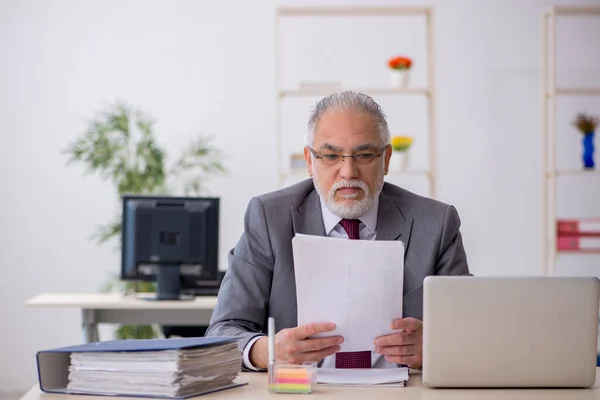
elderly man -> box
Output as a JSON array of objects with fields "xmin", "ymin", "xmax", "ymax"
[{"xmin": 206, "ymin": 91, "xmax": 470, "ymax": 370}]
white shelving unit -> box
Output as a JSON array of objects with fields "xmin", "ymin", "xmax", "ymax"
[
  {"xmin": 275, "ymin": 6, "xmax": 437, "ymax": 198},
  {"xmin": 541, "ymin": 6, "xmax": 600, "ymax": 276}
]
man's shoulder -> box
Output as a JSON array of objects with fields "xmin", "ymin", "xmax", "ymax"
[
  {"xmin": 382, "ymin": 182, "xmax": 453, "ymax": 217},
  {"xmin": 250, "ymin": 179, "xmax": 315, "ymax": 210}
]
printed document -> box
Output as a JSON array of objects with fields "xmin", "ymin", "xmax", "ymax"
[{"xmin": 292, "ymin": 234, "xmax": 404, "ymax": 352}]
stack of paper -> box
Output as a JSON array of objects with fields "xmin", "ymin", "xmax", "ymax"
[
  {"xmin": 62, "ymin": 338, "xmax": 243, "ymax": 398},
  {"xmin": 317, "ymin": 368, "xmax": 409, "ymax": 387}
]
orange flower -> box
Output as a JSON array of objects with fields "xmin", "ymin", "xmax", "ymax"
[{"xmin": 387, "ymin": 56, "xmax": 412, "ymax": 70}]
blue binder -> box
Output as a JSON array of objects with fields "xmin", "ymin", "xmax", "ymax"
[{"xmin": 36, "ymin": 337, "xmax": 247, "ymax": 398}]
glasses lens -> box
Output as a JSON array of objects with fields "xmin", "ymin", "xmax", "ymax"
[
  {"xmin": 355, "ymin": 153, "xmax": 376, "ymax": 164},
  {"xmin": 321, "ymin": 154, "xmax": 341, "ymax": 166}
]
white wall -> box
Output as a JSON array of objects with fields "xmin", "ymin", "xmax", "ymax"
[{"xmin": 1, "ymin": 0, "xmax": 598, "ymax": 391}]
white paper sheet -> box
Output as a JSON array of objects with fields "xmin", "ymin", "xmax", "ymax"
[
  {"xmin": 317, "ymin": 368, "xmax": 409, "ymax": 386},
  {"xmin": 292, "ymin": 234, "xmax": 404, "ymax": 352}
]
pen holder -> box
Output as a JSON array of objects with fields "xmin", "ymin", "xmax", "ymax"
[{"xmin": 268, "ymin": 361, "xmax": 317, "ymax": 394}]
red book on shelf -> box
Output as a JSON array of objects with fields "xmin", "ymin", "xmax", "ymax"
[
  {"xmin": 557, "ymin": 219, "xmax": 600, "ymax": 236},
  {"xmin": 557, "ymin": 236, "xmax": 600, "ymax": 251}
]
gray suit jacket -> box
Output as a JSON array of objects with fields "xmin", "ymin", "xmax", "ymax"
[{"xmin": 206, "ymin": 179, "xmax": 470, "ymax": 351}]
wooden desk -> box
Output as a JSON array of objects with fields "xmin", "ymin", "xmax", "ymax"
[
  {"xmin": 24, "ymin": 293, "xmax": 218, "ymax": 343},
  {"xmin": 20, "ymin": 369, "xmax": 600, "ymax": 400}
]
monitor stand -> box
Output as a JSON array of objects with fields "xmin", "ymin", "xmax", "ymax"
[{"xmin": 145, "ymin": 265, "xmax": 194, "ymax": 301}]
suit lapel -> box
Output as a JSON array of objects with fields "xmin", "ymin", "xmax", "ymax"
[
  {"xmin": 291, "ymin": 189, "xmax": 326, "ymax": 237},
  {"xmin": 375, "ymin": 191, "xmax": 413, "ymax": 250}
]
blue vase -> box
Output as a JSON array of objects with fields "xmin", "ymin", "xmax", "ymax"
[{"xmin": 582, "ymin": 132, "xmax": 595, "ymax": 169}]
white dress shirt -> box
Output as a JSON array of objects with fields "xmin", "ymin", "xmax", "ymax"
[{"xmin": 243, "ymin": 197, "xmax": 398, "ymax": 370}]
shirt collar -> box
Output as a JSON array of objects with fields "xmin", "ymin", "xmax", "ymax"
[{"xmin": 319, "ymin": 196, "xmax": 379, "ymax": 235}]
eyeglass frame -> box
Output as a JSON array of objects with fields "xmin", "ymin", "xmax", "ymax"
[{"xmin": 306, "ymin": 145, "xmax": 389, "ymax": 166}]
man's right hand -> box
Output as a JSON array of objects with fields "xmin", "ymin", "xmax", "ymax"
[{"xmin": 249, "ymin": 322, "xmax": 343, "ymax": 369}]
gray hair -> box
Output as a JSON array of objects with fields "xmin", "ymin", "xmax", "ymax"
[{"xmin": 305, "ymin": 91, "xmax": 390, "ymax": 147}]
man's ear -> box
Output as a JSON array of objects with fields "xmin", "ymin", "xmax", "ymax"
[
  {"xmin": 384, "ymin": 144, "xmax": 392, "ymax": 174},
  {"xmin": 304, "ymin": 147, "xmax": 313, "ymax": 177}
]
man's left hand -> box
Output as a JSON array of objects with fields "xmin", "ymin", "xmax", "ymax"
[{"xmin": 374, "ymin": 317, "xmax": 423, "ymax": 368}]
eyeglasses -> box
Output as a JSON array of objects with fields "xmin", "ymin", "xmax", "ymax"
[{"xmin": 307, "ymin": 146, "xmax": 387, "ymax": 167}]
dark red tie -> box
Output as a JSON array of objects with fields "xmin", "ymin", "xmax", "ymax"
[
  {"xmin": 339, "ymin": 218, "xmax": 360, "ymax": 240},
  {"xmin": 335, "ymin": 219, "xmax": 371, "ymax": 369}
]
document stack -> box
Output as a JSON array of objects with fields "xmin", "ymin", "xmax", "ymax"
[
  {"xmin": 317, "ymin": 368, "xmax": 409, "ymax": 387},
  {"xmin": 37, "ymin": 337, "xmax": 245, "ymax": 399}
]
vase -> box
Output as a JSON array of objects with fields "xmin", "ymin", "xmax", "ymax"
[
  {"xmin": 389, "ymin": 69, "xmax": 410, "ymax": 88},
  {"xmin": 582, "ymin": 132, "xmax": 595, "ymax": 169},
  {"xmin": 389, "ymin": 151, "xmax": 409, "ymax": 171}
]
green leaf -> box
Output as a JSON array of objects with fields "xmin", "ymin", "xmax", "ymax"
[
  {"xmin": 92, "ymin": 217, "xmax": 122, "ymax": 245},
  {"xmin": 170, "ymin": 135, "xmax": 227, "ymax": 194},
  {"xmin": 115, "ymin": 324, "xmax": 158, "ymax": 340}
]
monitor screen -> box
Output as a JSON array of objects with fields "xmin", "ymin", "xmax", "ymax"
[{"xmin": 121, "ymin": 195, "xmax": 220, "ymax": 297}]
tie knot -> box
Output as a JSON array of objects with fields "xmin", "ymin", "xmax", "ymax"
[{"xmin": 340, "ymin": 219, "xmax": 360, "ymax": 240}]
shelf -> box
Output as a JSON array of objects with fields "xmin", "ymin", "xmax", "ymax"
[
  {"xmin": 549, "ymin": 6, "xmax": 600, "ymax": 16},
  {"xmin": 546, "ymin": 170, "xmax": 600, "ymax": 177},
  {"xmin": 279, "ymin": 87, "xmax": 430, "ymax": 98},
  {"xmin": 278, "ymin": 6, "xmax": 431, "ymax": 17},
  {"xmin": 557, "ymin": 250, "xmax": 600, "ymax": 255},
  {"xmin": 546, "ymin": 88, "xmax": 600, "ymax": 97},
  {"xmin": 541, "ymin": 5, "xmax": 600, "ymax": 276},
  {"xmin": 275, "ymin": 5, "xmax": 437, "ymax": 197},
  {"xmin": 281, "ymin": 170, "xmax": 308, "ymax": 177}
]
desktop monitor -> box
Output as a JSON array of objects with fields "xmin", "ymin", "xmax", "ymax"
[{"xmin": 121, "ymin": 194, "xmax": 222, "ymax": 300}]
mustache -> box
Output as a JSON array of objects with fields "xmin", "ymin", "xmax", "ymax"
[{"xmin": 330, "ymin": 179, "xmax": 369, "ymax": 194}]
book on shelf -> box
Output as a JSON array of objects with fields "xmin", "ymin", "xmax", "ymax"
[
  {"xmin": 557, "ymin": 219, "xmax": 600, "ymax": 236},
  {"xmin": 36, "ymin": 337, "xmax": 246, "ymax": 399},
  {"xmin": 557, "ymin": 236, "xmax": 600, "ymax": 251}
]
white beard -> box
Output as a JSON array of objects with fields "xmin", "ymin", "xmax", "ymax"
[{"xmin": 313, "ymin": 166, "xmax": 385, "ymax": 220}]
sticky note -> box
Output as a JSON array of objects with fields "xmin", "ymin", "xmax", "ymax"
[{"xmin": 268, "ymin": 362, "xmax": 317, "ymax": 394}]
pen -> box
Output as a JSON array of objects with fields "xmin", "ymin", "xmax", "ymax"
[{"xmin": 268, "ymin": 317, "xmax": 275, "ymax": 391}]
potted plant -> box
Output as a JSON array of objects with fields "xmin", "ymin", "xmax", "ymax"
[
  {"xmin": 63, "ymin": 100, "xmax": 227, "ymax": 339},
  {"xmin": 387, "ymin": 56, "xmax": 413, "ymax": 88},
  {"xmin": 389, "ymin": 135, "xmax": 413, "ymax": 171},
  {"xmin": 572, "ymin": 113, "xmax": 598, "ymax": 169}
]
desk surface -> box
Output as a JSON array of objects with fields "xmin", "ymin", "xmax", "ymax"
[
  {"xmin": 24, "ymin": 293, "xmax": 218, "ymax": 310},
  {"xmin": 21, "ymin": 369, "xmax": 600, "ymax": 400}
]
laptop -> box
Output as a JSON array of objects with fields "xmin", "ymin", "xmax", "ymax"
[{"xmin": 422, "ymin": 276, "xmax": 600, "ymax": 388}]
